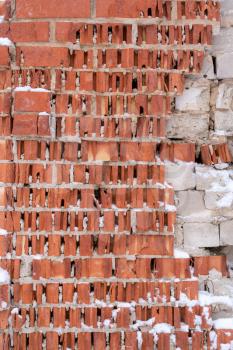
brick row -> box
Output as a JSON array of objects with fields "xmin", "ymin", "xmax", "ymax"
[
  {"xmin": 0, "ymin": 210, "xmax": 176, "ymax": 233},
  {"xmin": 9, "ymin": 234, "xmax": 174, "ymax": 257},
  {"xmin": 16, "ymin": 47, "xmax": 206, "ymax": 71},
  {"xmin": 54, "ymin": 23, "xmax": 213, "ymax": 45},
  {"xmin": 4, "ymin": 305, "xmax": 211, "ymax": 330},
  {"xmin": 201, "ymin": 143, "xmax": 233, "ymax": 165},
  {"xmin": 0, "ymin": 140, "xmax": 220, "ymax": 164},
  {"xmin": 177, "ymin": 0, "xmax": 220, "ymax": 20},
  {"xmin": 13, "ymin": 90, "xmax": 171, "ymax": 115},
  {"xmin": 0, "ymin": 186, "xmax": 174, "ymax": 208},
  {"xmin": 0, "ymin": 163, "xmax": 165, "ymax": 185},
  {"xmin": 55, "ymin": 71, "xmax": 184, "ymax": 94},
  {"xmin": 2, "ymin": 233, "xmax": 177, "ymax": 258},
  {"xmin": 1, "ymin": 257, "xmax": 193, "ymax": 279},
  {"xmin": 6, "ymin": 331, "xmax": 210, "ymax": 350},
  {"xmin": 11, "ymin": 280, "xmax": 200, "ymax": 304},
  {"xmin": 0, "ymin": 140, "xmax": 162, "ymax": 161},
  {"xmin": 12, "ymin": 115, "xmax": 167, "ymax": 138}
]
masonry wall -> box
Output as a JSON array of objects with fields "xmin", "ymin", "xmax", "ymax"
[
  {"xmin": 1, "ymin": 1, "xmax": 233, "ymax": 349},
  {"xmin": 167, "ymin": 0, "xmax": 233, "ymax": 258}
]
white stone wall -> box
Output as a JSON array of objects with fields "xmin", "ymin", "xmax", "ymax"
[{"xmin": 169, "ymin": 0, "xmax": 233, "ymax": 254}]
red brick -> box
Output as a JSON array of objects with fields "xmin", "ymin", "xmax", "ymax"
[
  {"xmin": 76, "ymin": 258, "xmax": 112, "ymax": 278},
  {"xmin": 13, "ymin": 114, "xmax": 38, "ymax": 136},
  {"xmin": 78, "ymin": 333, "xmax": 91, "ymax": 349},
  {"xmin": 201, "ymin": 143, "xmax": 232, "ymax": 165},
  {"xmin": 17, "ymin": 46, "xmax": 69, "ymax": 67},
  {"xmin": 56, "ymin": 22, "xmax": 91, "ymax": 43},
  {"xmin": 0, "ymin": 70, "xmax": 11, "ymax": 90},
  {"xmin": 14, "ymin": 91, "xmax": 51, "ymax": 112},
  {"xmin": 46, "ymin": 332, "xmax": 58, "ymax": 350},
  {"xmin": 194, "ymin": 256, "xmax": 228, "ymax": 277},
  {"xmin": 0, "ymin": 140, "xmax": 13, "ymax": 160},
  {"xmin": 10, "ymin": 22, "xmax": 49, "ymax": 42},
  {"xmin": 0, "ymin": 93, "xmax": 11, "ymax": 113},
  {"xmin": 16, "ymin": 0, "xmax": 90, "ymax": 18},
  {"xmin": 0, "ymin": 46, "xmax": 9, "ymax": 66},
  {"xmin": 0, "ymin": 1, "xmax": 11, "ymax": 20},
  {"xmin": 38, "ymin": 114, "xmax": 50, "ymax": 136},
  {"xmin": 96, "ymin": 0, "xmax": 171, "ymax": 18}
]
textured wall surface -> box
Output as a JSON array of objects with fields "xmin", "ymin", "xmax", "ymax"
[
  {"xmin": 169, "ymin": 1, "xmax": 233, "ymax": 256},
  {"xmin": 1, "ymin": 0, "xmax": 233, "ymax": 349}
]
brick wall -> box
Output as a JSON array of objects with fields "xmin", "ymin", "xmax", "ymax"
[{"xmin": 1, "ymin": 0, "xmax": 233, "ymax": 349}]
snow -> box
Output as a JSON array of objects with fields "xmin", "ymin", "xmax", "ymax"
[
  {"xmin": 212, "ymin": 178, "xmax": 233, "ymax": 192},
  {"xmin": 149, "ymin": 323, "xmax": 173, "ymax": 335},
  {"xmin": 174, "ymin": 248, "xmax": 190, "ymax": 259},
  {"xmin": 220, "ymin": 344, "xmax": 231, "ymax": 350},
  {"xmin": 103, "ymin": 319, "xmax": 111, "ymax": 328},
  {"xmin": 213, "ymin": 318, "xmax": 233, "ymax": 330},
  {"xmin": 170, "ymin": 334, "xmax": 176, "ymax": 346},
  {"xmin": 178, "ymin": 292, "xmax": 198, "ymax": 308},
  {"xmin": 39, "ymin": 112, "xmax": 49, "ymax": 116},
  {"xmin": 99, "ymin": 216, "xmax": 104, "ymax": 228},
  {"xmin": 14, "ymin": 86, "xmax": 49, "ymax": 92},
  {"xmin": 176, "ymin": 290, "xmax": 233, "ymax": 319},
  {"xmin": 83, "ymin": 217, "xmax": 88, "ymax": 230},
  {"xmin": 137, "ymin": 331, "xmax": 143, "ymax": 350},
  {"xmin": 209, "ymin": 330, "xmax": 217, "ymax": 349},
  {"xmin": 95, "ymin": 299, "xmax": 107, "ymax": 307},
  {"xmin": 11, "ymin": 307, "xmax": 19, "ymax": 314},
  {"xmin": 217, "ymin": 192, "xmax": 233, "ymax": 208},
  {"xmin": 164, "ymin": 204, "xmax": 176, "ymax": 212},
  {"xmin": 214, "ymin": 163, "xmax": 229, "ymax": 170},
  {"xmin": 0, "ymin": 228, "xmax": 7, "ymax": 235},
  {"xmin": 194, "ymin": 315, "xmax": 202, "ymax": 330},
  {"xmin": 207, "ymin": 172, "xmax": 233, "ymax": 208},
  {"xmin": 202, "ymin": 306, "xmax": 212, "ymax": 326},
  {"xmin": 199, "ymin": 291, "xmax": 233, "ymax": 308},
  {"xmin": 0, "ymin": 267, "xmax": 10, "ymax": 283},
  {"xmin": 180, "ymin": 323, "xmax": 189, "ymax": 332},
  {"xmin": 112, "ymin": 308, "xmax": 120, "ymax": 322},
  {"xmin": 33, "ymin": 255, "xmax": 42, "ymax": 260},
  {"xmin": 131, "ymin": 317, "xmax": 155, "ymax": 330},
  {"xmin": 0, "ymin": 38, "xmax": 13, "ymax": 46},
  {"xmin": 1, "ymin": 301, "xmax": 7, "ymax": 309},
  {"xmin": 81, "ymin": 322, "xmax": 93, "ymax": 330},
  {"xmin": 116, "ymin": 302, "xmax": 132, "ymax": 308},
  {"xmin": 138, "ymin": 298, "xmax": 147, "ymax": 306}
]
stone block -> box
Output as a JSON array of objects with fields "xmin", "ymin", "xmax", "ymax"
[
  {"xmin": 177, "ymin": 190, "xmax": 213, "ymax": 221},
  {"xmin": 175, "ymin": 78, "xmax": 210, "ymax": 112},
  {"xmin": 165, "ymin": 162, "xmax": 195, "ymax": 190},
  {"xmin": 216, "ymin": 53, "xmax": 233, "ymax": 79},
  {"xmin": 204, "ymin": 191, "xmax": 233, "ymax": 211},
  {"xmin": 184, "ymin": 223, "xmax": 219, "ymax": 248},
  {"xmin": 216, "ymin": 83, "xmax": 233, "ymax": 110},
  {"xmin": 214, "ymin": 110, "xmax": 233, "ymax": 134},
  {"xmin": 213, "ymin": 27, "xmax": 233, "ymax": 53},
  {"xmin": 167, "ymin": 113, "xmax": 209, "ymax": 140},
  {"xmin": 196, "ymin": 166, "xmax": 231, "ymax": 191},
  {"xmin": 201, "ymin": 55, "xmax": 215, "ymax": 79},
  {"xmin": 221, "ymin": 0, "xmax": 233, "ymax": 27},
  {"xmin": 196, "ymin": 165, "xmax": 215, "ymax": 190},
  {"xmin": 220, "ymin": 220, "xmax": 233, "ymax": 245}
]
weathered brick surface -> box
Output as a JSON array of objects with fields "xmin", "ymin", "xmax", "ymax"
[{"xmin": 0, "ymin": 0, "xmax": 233, "ymax": 349}]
